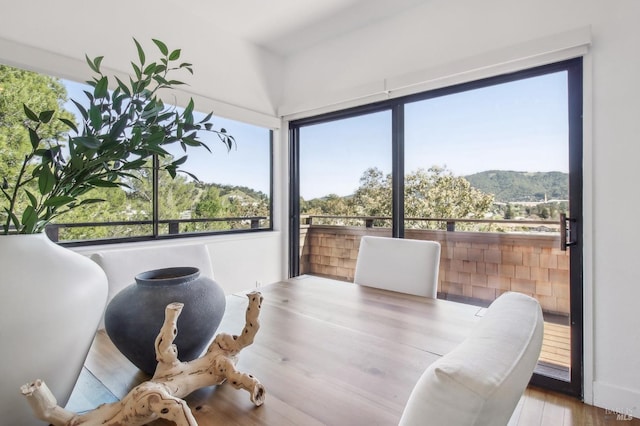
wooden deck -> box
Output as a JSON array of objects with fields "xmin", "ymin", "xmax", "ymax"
[{"xmin": 541, "ymin": 321, "xmax": 571, "ymax": 368}]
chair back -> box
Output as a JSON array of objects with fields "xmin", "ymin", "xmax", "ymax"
[
  {"xmin": 399, "ymin": 292, "xmax": 544, "ymax": 426},
  {"xmin": 354, "ymin": 236, "xmax": 441, "ymax": 297}
]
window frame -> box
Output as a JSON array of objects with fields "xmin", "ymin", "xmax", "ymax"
[
  {"xmin": 289, "ymin": 58, "xmax": 583, "ymax": 397},
  {"xmin": 55, "ymin": 128, "xmax": 274, "ymax": 248}
]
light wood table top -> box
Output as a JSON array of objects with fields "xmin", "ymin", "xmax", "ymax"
[{"xmin": 73, "ymin": 275, "xmax": 483, "ymax": 425}]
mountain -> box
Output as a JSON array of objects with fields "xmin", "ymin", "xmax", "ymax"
[{"xmin": 464, "ymin": 170, "xmax": 568, "ymax": 203}]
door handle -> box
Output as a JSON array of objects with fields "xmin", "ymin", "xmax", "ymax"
[{"xmin": 560, "ymin": 213, "xmax": 576, "ymax": 251}]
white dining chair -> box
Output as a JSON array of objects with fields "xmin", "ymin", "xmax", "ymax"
[
  {"xmin": 399, "ymin": 292, "xmax": 544, "ymax": 426},
  {"xmin": 353, "ymin": 236, "xmax": 441, "ymax": 298}
]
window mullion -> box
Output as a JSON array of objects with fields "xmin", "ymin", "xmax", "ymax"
[
  {"xmin": 152, "ymin": 155, "xmax": 159, "ymax": 237},
  {"xmin": 392, "ymin": 103, "xmax": 405, "ymax": 238}
]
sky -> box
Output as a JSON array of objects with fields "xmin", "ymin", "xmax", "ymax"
[
  {"xmin": 63, "ymin": 70, "xmax": 569, "ymax": 201},
  {"xmin": 299, "ymin": 71, "xmax": 569, "ymax": 200},
  {"xmin": 62, "ymin": 80, "xmax": 271, "ymax": 194}
]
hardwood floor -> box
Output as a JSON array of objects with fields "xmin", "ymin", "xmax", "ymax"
[{"xmin": 509, "ymin": 387, "xmax": 640, "ymax": 426}]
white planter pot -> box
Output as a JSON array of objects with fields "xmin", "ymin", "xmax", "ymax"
[{"xmin": 0, "ymin": 233, "xmax": 108, "ymax": 425}]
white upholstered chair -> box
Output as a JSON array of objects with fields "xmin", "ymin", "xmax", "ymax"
[
  {"xmin": 91, "ymin": 243, "xmax": 214, "ymax": 327},
  {"xmin": 353, "ymin": 236, "xmax": 441, "ymax": 298},
  {"xmin": 399, "ymin": 292, "xmax": 544, "ymax": 426}
]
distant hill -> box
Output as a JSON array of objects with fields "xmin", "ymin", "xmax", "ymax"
[
  {"xmin": 464, "ymin": 170, "xmax": 568, "ymax": 203},
  {"xmin": 204, "ymin": 182, "xmax": 269, "ymax": 201}
]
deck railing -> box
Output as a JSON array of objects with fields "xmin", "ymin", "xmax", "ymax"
[
  {"xmin": 44, "ymin": 216, "xmax": 268, "ymax": 242},
  {"xmin": 299, "ymin": 215, "xmax": 569, "ymax": 316}
]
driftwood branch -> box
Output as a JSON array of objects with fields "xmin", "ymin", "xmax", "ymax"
[{"xmin": 21, "ymin": 291, "xmax": 265, "ymax": 426}]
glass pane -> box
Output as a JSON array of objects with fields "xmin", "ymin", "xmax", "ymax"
[
  {"xmin": 298, "ymin": 110, "xmax": 392, "ymax": 279},
  {"xmin": 1, "ymin": 65, "xmax": 271, "ymax": 242},
  {"xmin": 58, "ymin": 80, "xmax": 155, "ymax": 241},
  {"xmin": 404, "ymin": 71, "xmax": 571, "ymax": 380},
  {"xmin": 160, "ymin": 116, "xmax": 271, "ymax": 235}
]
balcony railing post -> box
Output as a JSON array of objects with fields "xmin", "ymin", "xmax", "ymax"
[
  {"xmin": 365, "ymin": 218, "xmax": 374, "ymax": 228},
  {"xmin": 45, "ymin": 225, "xmax": 59, "ymax": 242},
  {"xmin": 168, "ymin": 221, "xmax": 179, "ymax": 235},
  {"xmin": 251, "ymin": 218, "xmax": 260, "ymax": 229},
  {"xmin": 446, "ymin": 221, "xmax": 456, "ymax": 232}
]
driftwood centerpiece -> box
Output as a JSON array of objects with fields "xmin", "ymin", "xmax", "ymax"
[{"xmin": 21, "ymin": 291, "xmax": 265, "ymax": 426}]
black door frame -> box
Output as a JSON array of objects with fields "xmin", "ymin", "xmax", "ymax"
[{"xmin": 289, "ymin": 58, "xmax": 584, "ymax": 398}]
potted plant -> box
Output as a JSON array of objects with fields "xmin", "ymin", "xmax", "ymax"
[
  {"xmin": 0, "ymin": 39, "xmax": 233, "ymax": 424},
  {"xmin": 2, "ymin": 38, "xmax": 233, "ymax": 235}
]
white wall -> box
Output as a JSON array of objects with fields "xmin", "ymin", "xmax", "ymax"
[
  {"xmin": 279, "ymin": 0, "xmax": 640, "ymax": 413},
  {"xmin": 73, "ymin": 232, "xmax": 283, "ymax": 296}
]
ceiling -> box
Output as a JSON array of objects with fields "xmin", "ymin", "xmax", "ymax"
[{"xmin": 170, "ymin": 0, "xmax": 427, "ymax": 57}]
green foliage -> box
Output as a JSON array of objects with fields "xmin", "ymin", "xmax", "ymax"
[
  {"xmin": 352, "ymin": 168, "xmax": 391, "ymax": 217},
  {"xmin": 0, "ymin": 66, "xmax": 76, "ymax": 214},
  {"xmin": 404, "ymin": 166, "xmax": 494, "ymax": 229},
  {"xmin": 1, "ymin": 39, "xmax": 235, "ymax": 234},
  {"xmin": 194, "ymin": 186, "xmax": 224, "ymax": 218},
  {"xmin": 52, "ymin": 174, "xmax": 271, "ymax": 240},
  {"xmin": 465, "ymin": 170, "xmax": 568, "ymax": 202},
  {"xmin": 302, "ymin": 166, "xmax": 495, "ymax": 229}
]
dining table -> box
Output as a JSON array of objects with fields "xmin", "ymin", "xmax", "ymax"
[{"xmin": 70, "ymin": 275, "xmax": 484, "ymax": 425}]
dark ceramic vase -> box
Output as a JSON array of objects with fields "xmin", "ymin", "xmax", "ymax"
[{"xmin": 104, "ymin": 266, "xmax": 226, "ymax": 375}]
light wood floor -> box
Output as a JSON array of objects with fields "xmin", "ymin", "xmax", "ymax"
[
  {"xmin": 540, "ymin": 321, "xmax": 570, "ymax": 368},
  {"xmin": 509, "ymin": 387, "xmax": 640, "ymax": 426}
]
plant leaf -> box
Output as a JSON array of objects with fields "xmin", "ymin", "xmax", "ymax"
[
  {"xmin": 78, "ymin": 198, "xmax": 106, "ymax": 205},
  {"xmin": 71, "ymin": 99, "xmax": 89, "ymax": 121},
  {"xmin": 21, "ymin": 206, "xmax": 38, "ymax": 234},
  {"xmin": 131, "ymin": 62, "xmax": 142, "ymax": 80},
  {"xmin": 109, "ymin": 115, "xmax": 129, "ymax": 140},
  {"xmin": 25, "ymin": 190, "xmax": 38, "ymax": 208},
  {"xmin": 38, "ymin": 110, "xmax": 55, "ymax": 124},
  {"xmin": 89, "ymin": 105, "xmax": 103, "ymax": 130},
  {"xmin": 171, "ymin": 155, "xmax": 188, "ymax": 166},
  {"xmin": 23, "ymin": 104, "xmax": 39, "ymax": 121},
  {"xmin": 120, "ymin": 158, "xmax": 147, "ymax": 170},
  {"xmin": 38, "ymin": 167, "xmax": 55, "ymax": 195},
  {"xmin": 85, "ymin": 54, "xmax": 100, "ymax": 73},
  {"xmin": 143, "ymin": 63, "xmax": 157, "ymax": 75},
  {"xmin": 74, "ymin": 136, "xmax": 101, "ymax": 149},
  {"xmin": 94, "ymin": 76, "xmax": 109, "ymax": 98},
  {"xmin": 168, "ymin": 49, "xmax": 181, "ymax": 61},
  {"xmin": 28, "ymin": 128, "xmax": 41, "ymax": 150},
  {"xmin": 43, "ymin": 196, "xmax": 75, "ymax": 207},
  {"xmin": 133, "ymin": 38, "xmax": 145, "ymax": 65},
  {"xmin": 146, "ymin": 130, "xmax": 166, "ymax": 146},
  {"xmin": 93, "ymin": 56, "xmax": 104, "ymax": 73},
  {"xmin": 86, "ymin": 179, "xmax": 121, "ymax": 188},
  {"xmin": 199, "ymin": 111, "xmax": 213, "ymax": 124},
  {"xmin": 179, "ymin": 169, "xmax": 201, "ymax": 182},
  {"xmin": 4, "ymin": 209, "xmax": 21, "ymax": 232},
  {"xmin": 152, "ymin": 39, "xmax": 169, "ymax": 56},
  {"xmin": 59, "ymin": 118, "xmax": 79, "ymax": 134},
  {"xmin": 115, "ymin": 76, "xmax": 132, "ymax": 96}
]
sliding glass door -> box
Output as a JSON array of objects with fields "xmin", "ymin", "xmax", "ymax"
[{"xmin": 289, "ymin": 58, "xmax": 583, "ymax": 396}]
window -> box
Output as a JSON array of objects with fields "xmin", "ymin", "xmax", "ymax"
[{"xmin": 0, "ymin": 66, "xmax": 272, "ymax": 244}]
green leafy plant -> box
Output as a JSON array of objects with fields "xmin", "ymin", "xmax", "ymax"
[{"xmin": 1, "ymin": 39, "xmax": 234, "ymax": 234}]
